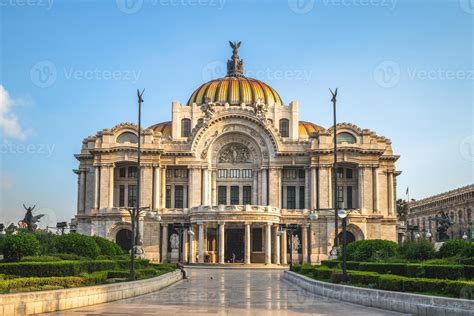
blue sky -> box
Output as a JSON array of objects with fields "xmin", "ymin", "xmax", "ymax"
[{"xmin": 0, "ymin": 0, "xmax": 472, "ymax": 226}]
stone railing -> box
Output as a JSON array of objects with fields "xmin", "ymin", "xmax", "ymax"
[
  {"xmin": 189, "ymin": 205, "xmax": 280, "ymax": 214},
  {"xmin": 284, "ymin": 271, "xmax": 474, "ymax": 316},
  {"xmin": 0, "ymin": 271, "xmax": 182, "ymax": 316}
]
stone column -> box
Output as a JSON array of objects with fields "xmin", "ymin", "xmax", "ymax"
[
  {"xmin": 261, "ymin": 169, "xmax": 268, "ymax": 205},
  {"xmin": 218, "ymin": 222, "xmax": 225, "ymax": 264},
  {"xmin": 198, "ymin": 222, "xmax": 204, "ymax": 263},
  {"xmin": 94, "ymin": 165, "xmax": 100, "ymax": 210},
  {"xmin": 108, "ymin": 165, "xmax": 114, "ymax": 208},
  {"xmin": 304, "ymin": 168, "xmax": 310, "ymax": 210},
  {"xmin": 252, "ymin": 170, "xmax": 258, "ymax": 205},
  {"xmin": 202, "ymin": 168, "xmax": 209, "ymax": 205},
  {"xmin": 302, "ymin": 225, "xmax": 308, "ymax": 263},
  {"xmin": 358, "ymin": 166, "xmax": 365, "ymax": 211},
  {"xmin": 281, "ymin": 229, "xmax": 288, "ymax": 265},
  {"xmin": 388, "ymin": 171, "xmax": 394, "ymax": 216},
  {"xmin": 161, "ymin": 224, "xmax": 168, "ymax": 263},
  {"xmin": 311, "ymin": 167, "xmax": 317, "ymax": 210},
  {"xmin": 373, "ymin": 167, "xmax": 379, "ymax": 213},
  {"xmin": 211, "ymin": 169, "xmax": 217, "ymax": 205},
  {"xmin": 245, "ymin": 222, "xmax": 251, "ymax": 264},
  {"xmin": 160, "ymin": 166, "xmax": 166, "ymax": 209},
  {"xmin": 78, "ymin": 170, "xmax": 86, "ymax": 213},
  {"xmin": 153, "ymin": 166, "xmax": 160, "ymax": 210},
  {"xmin": 273, "ymin": 225, "xmax": 280, "ymax": 265},
  {"xmin": 189, "ymin": 167, "xmax": 202, "ymax": 207},
  {"xmin": 268, "ymin": 167, "xmax": 281, "ymax": 208},
  {"xmin": 265, "ymin": 223, "xmax": 272, "ymax": 264},
  {"xmin": 189, "ymin": 225, "xmax": 196, "ymax": 264},
  {"xmin": 182, "ymin": 229, "xmax": 188, "ymax": 263}
]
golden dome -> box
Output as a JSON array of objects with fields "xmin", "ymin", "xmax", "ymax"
[
  {"xmin": 187, "ymin": 41, "xmax": 283, "ymax": 107},
  {"xmin": 187, "ymin": 77, "xmax": 283, "ymax": 107}
]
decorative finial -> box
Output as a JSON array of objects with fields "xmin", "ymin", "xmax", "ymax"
[{"xmin": 227, "ymin": 41, "xmax": 244, "ymax": 77}]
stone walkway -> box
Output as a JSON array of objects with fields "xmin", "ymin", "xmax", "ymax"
[{"xmin": 44, "ymin": 268, "xmax": 408, "ymax": 315}]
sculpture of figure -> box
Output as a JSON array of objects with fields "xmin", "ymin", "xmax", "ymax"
[
  {"xmin": 218, "ymin": 143, "xmax": 250, "ymax": 164},
  {"xmin": 170, "ymin": 233, "xmax": 180, "ymax": 250},
  {"xmin": 21, "ymin": 204, "xmax": 44, "ymax": 232},
  {"xmin": 291, "ymin": 234, "xmax": 301, "ymax": 251},
  {"xmin": 253, "ymin": 98, "xmax": 268, "ymax": 119},
  {"xmin": 433, "ymin": 211, "xmax": 453, "ymax": 241},
  {"xmin": 201, "ymin": 97, "xmax": 218, "ymax": 119},
  {"xmin": 227, "ymin": 41, "xmax": 244, "ymax": 77}
]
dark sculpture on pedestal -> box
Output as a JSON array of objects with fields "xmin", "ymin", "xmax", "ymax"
[
  {"xmin": 227, "ymin": 41, "xmax": 244, "ymax": 77},
  {"xmin": 21, "ymin": 204, "xmax": 44, "ymax": 232},
  {"xmin": 433, "ymin": 211, "xmax": 453, "ymax": 241}
]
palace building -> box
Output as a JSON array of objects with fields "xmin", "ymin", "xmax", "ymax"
[{"xmin": 73, "ymin": 43, "xmax": 400, "ymax": 264}]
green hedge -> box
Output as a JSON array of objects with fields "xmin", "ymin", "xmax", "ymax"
[
  {"xmin": 0, "ymin": 276, "xmax": 87, "ymax": 293},
  {"xmin": 3, "ymin": 233, "xmax": 41, "ymax": 262},
  {"xmin": 306, "ymin": 266, "xmax": 474, "ymax": 298},
  {"xmin": 0, "ymin": 259, "xmax": 151, "ymax": 277},
  {"xmin": 346, "ymin": 239, "xmax": 398, "ymax": 262},
  {"xmin": 52, "ymin": 233, "xmax": 101, "ymax": 259},
  {"xmin": 438, "ymin": 240, "xmax": 472, "ymax": 258},
  {"xmin": 321, "ymin": 260, "xmax": 473, "ymax": 280}
]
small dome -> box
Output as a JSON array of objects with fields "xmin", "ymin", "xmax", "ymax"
[
  {"xmin": 299, "ymin": 121, "xmax": 323, "ymax": 138},
  {"xmin": 187, "ymin": 41, "xmax": 283, "ymax": 107}
]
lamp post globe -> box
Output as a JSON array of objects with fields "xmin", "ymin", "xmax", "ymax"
[{"xmin": 462, "ymin": 233, "xmax": 468, "ymax": 240}]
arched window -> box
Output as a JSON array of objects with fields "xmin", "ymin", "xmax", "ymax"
[
  {"xmin": 279, "ymin": 119, "xmax": 289, "ymax": 138},
  {"xmin": 337, "ymin": 132, "xmax": 356, "ymax": 144},
  {"xmin": 181, "ymin": 119, "xmax": 191, "ymax": 137},
  {"xmin": 116, "ymin": 132, "xmax": 138, "ymax": 144}
]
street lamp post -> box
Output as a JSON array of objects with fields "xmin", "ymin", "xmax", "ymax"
[
  {"xmin": 278, "ymin": 224, "xmax": 299, "ymax": 270},
  {"xmin": 329, "ymin": 88, "xmax": 339, "ymax": 257}
]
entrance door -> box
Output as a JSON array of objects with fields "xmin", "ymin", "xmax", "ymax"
[
  {"xmin": 116, "ymin": 229, "xmax": 132, "ymax": 252},
  {"xmin": 225, "ymin": 228, "xmax": 244, "ymax": 263}
]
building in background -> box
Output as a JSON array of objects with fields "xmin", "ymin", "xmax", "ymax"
[
  {"xmin": 73, "ymin": 44, "xmax": 400, "ymax": 264},
  {"xmin": 406, "ymin": 184, "xmax": 474, "ymax": 242}
]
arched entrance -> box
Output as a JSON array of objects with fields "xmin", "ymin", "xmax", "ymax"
[
  {"xmin": 336, "ymin": 231, "xmax": 356, "ymax": 245},
  {"xmin": 116, "ymin": 229, "xmax": 132, "ymax": 252}
]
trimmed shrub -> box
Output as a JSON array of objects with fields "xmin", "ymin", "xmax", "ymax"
[
  {"xmin": 423, "ymin": 265, "xmax": 464, "ymax": 280},
  {"xmin": 438, "ymin": 240, "xmax": 472, "ymax": 258},
  {"xmin": 52, "ymin": 233, "xmax": 100, "ymax": 259},
  {"xmin": 291, "ymin": 264, "xmax": 302, "ymax": 273},
  {"xmin": 55, "ymin": 253, "xmax": 88, "ymax": 261},
  {"xmin": 347, "ymin": 270, "xmax": 380, "ymax": 286},
  {"xmin": 0, "ymin": 261, "xmax": 88, "ymax": 277},
  {"xmin": 300, "ymin": 264, "xmax": 314, "ymax": 275},
  {"xmin": 346, "ymin": 261, "xmax": 361, "ymax": 270},
  {"xmin": 21, "ymin": 256, "xmax": 61, "ymax": 262},
  {"xmin": 347, "ymin": 240, "xmax": 398, "ymax": 262},
  {"xmin": 320, "ymin": 260, "xmax": 340, "ymax": 268},
  {"xmin": 93, "ymin": 236, "xmax": 124, "ymax": 256},
  {"xmin": 106, "ymin": 270, "xmax": 129, "ymax": 279},
  {"xmin": 399, "ymin": 240, "xmax": 435, "ymax": 261},
  {"xmin": 0, "ymin": 276, "xmax": 87, "ymax": 293},
  {"xmin": 358, "ymin": 262, "xmax": 407, "ymax": 276},
  {"xmin": 464, "ymin": 265, "xmax": 474, "ymax": 280},
  {"xmin": 312, "ymin": 266, "xmax": 334, "ymax": 280},
  {"xmin": 3, "ymin": 233, "xmax": 41, "ymax": 262}
]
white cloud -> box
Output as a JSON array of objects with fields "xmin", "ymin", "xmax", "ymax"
[{"xmin": 0, "ymin": 85, "xmax": 31, "ymax": 140}]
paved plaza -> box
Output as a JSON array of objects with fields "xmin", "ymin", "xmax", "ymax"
[{"xmin": 44, "ymin": 268, "xmax": 407, "ymax": 315}]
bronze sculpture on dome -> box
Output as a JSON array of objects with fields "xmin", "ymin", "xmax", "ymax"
[{"xmin": 227, "ymin": 41, "xmax": 244, "ymax": 77}]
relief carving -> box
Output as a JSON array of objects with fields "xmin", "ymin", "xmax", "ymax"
[{"xmin": 218, "ymin": 143, "xmax": 251, "ymax": 164}]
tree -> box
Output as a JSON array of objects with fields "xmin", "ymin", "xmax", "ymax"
[{"xmin": 396, "ymin": 199, "xmax": 409, "ymax": 221}]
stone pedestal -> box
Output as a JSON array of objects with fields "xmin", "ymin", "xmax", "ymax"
[{"xmin": 170, "ymin": 249, "xmax": 179, "ymax": 263}]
